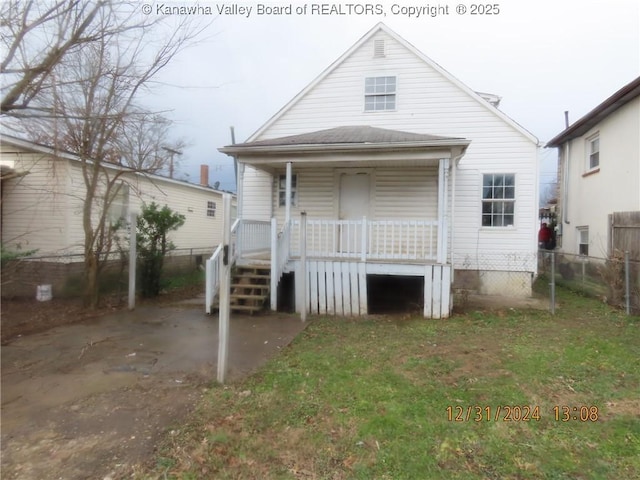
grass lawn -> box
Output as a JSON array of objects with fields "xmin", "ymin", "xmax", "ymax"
[{"xmin": 140, "ymin": 285, "xmax": 640, "ymax": 479}]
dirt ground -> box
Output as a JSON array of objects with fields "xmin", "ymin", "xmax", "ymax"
[{"xmin": 1, "ymin": 294, "xmax": 308, "ymax": 480}]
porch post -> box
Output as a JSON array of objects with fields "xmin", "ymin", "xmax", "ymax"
[
  {"xmin": 237, "ymin": 162, "xmax": 245, "ymax": 219},
  {"xmin": 270, "ymin": 217, "xmax": 278, "ymax": 311},
  {"xmin": 437, "ymin": 158, "xmax": 450, "ymax": 264},
  {"xmin": 285, "ymin": 161, "xmax": 292, "ymax": 224},
  {"xmin": 236, "ymin": 162, "xmax": 245, "ymax": 258}
]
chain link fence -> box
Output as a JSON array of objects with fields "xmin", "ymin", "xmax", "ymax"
[
  {"xmin": 538, "ymin": 249, "xmax": 640, "ymax": 315},
  {"xmin": 1, "ymin": 247, "xmax": 213, "ymax": 298}
]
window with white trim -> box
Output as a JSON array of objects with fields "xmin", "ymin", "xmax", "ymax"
[
  {"xmin": 278, "ymin": 174, "xmax": 297, "ymax": 207},
  {"xmin": 207, "ymin": 201, "xmax": 216, "ymax": 217},
  {"xmin": 587, "ymin": 134, "xmax": 599, "ymax": 170},
  {"xmin": 481, "ymin": 173, "xmax": 515, "ymax": 227},
  {"xmin": 364, "ymin": 76, "xmax": 396, "ymax": 111},
  {"xmin": 577, "ymin": 227, "xmax": 589, "ymax": 255}
]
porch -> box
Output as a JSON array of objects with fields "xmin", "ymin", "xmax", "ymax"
[
  {"xmin": 206, "ymin": 215, "xmax": 452, "ymax": 318},
  {"xmin": 210, "ymin": 125, "xmax": 470, "ymax": 318}
]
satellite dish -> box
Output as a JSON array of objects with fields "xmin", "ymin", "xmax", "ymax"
[{"xmin": 213, "ymin": 181, "xmax": 220, "ymax": 189}]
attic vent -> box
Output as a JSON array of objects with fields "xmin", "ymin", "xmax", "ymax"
[{"xmin": 373, "ymin": 39, "xmax": 385, "ymax": 58}]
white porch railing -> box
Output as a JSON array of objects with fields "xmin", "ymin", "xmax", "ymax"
[
  {"xmin": 270, "ymin": 218, "xmax": 292, "ymax": 310},
  {"xmin": 237, "ymin": 219, "xmax": 271, "ymax": 255},
  {"xmin": 289, "ymin": 218, "xmax": 439, "ymax": 262},
  {"xmin": 205, "ymin": 218, "xmax": 240, "ymax": 314}
]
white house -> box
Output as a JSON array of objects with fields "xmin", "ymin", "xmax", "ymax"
[
  {"xmin": 1, "ymin": 135, "xmax": 234, "ymax": 295},
  {"xmin": 212, "ymin": 23, "xmax": 540, "ymax": 318},
  {"xmin": 547, "ymin": 76, "xmax": 640, "ymax": 259}
]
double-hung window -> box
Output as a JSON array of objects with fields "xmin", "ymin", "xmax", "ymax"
[
  {"xmin": 278, "ymin": 174, "xmax": 297, "ymax": 207},
  {"xmin": 207, "ymin": 201, "xmax": 216, "ymax": 218},
  {"xmin": 577, "ymin": 227, "xmax": 589, "ymax": 255},
  {"xmin": 364, "ymin": 76, "xmax": 396, "ymax": 111},
  {"xmin": 587, "ymin": 134, "xmax": 599, "ymax": 170},
  {"xmin": 482, "ymin": 174, "xmax": 515, "ymax": 227}
]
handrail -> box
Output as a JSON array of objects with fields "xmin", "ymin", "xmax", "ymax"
[
  {"xmin": 205, "ymin": 243, "xmax": 223, "ymax": 314},
  {"xmin": 290, "ymin": 217, "xmax": 439, "ymax": 261}
]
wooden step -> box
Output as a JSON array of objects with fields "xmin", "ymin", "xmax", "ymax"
[
  {"xmin": 234, "ymin": 273, "xmax": 270, "ymax": 280},
  {"xmin": 231, "ymin": 283, "xmax": 269, "ymax": 290},
  {"xmin": 230, "ymin": 304, "xmax": 264, "ymax": 313},
  {"xmin": 231, "ymin": 293, "xmax": 267, "ymax": 301}
]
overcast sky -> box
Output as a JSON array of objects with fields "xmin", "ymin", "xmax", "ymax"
[{"xmin": 144, "ymin": 0, "xmax": 640, "ymax": 192}]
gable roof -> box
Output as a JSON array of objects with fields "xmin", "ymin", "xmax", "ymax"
[
  {"xmin": 247, "ymin": 23, "xmax": 538, "ymax": 145},
  {"xmin": 546, "ymin": 76, "xmax": 640, "ymax": 147},
  {"xmin": 0, "ymin": 134, "xmax": 232, "ymax": 195}
]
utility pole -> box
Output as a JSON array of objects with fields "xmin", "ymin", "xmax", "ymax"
[{"xmin": 162, "ymin": 146, "xmax": 182, "ymax": 179}]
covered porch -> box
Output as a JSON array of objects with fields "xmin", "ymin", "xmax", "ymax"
[{"xmin": 215, "ymin": 126, "xmax": 469, "ymax": 318}]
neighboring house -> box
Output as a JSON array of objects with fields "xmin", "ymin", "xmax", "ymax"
[
  {"xmin": 214, "ymin": 23, "xmax": 540, "ymax": 318},
  {"xmin": 547, "ymin": 76, "xmax": 640, "ymax": 259},
  {"xmin": 1, "ymin": 135, "xmax": 234, "ymax": 295}
]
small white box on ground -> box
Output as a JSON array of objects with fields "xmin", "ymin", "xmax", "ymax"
[{"xmin": 36, "ymin": 284, "xmax": 52, "ymax": 301}]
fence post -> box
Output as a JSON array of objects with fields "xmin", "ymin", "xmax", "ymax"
[
  {"xmin": 217, "ymin": 193, "xmax": 232, "ymax": 384},
  {"xmin": 625, "ymin": 251, "xmax": 631, "ymax": 315},
  {"xmin": 128, "ymin": 212, "xmax": 137, "ymax": 310},
  {"xmin": 270, "ymin": 217, "xmax": 278, "ymax": 311},
  {"xmin": 299, "ymin": 212, "xmax": 307, "ymax": 322},
  {"xmin": 550, "ymin": 250, "xmax": 556, "ymax": 315}
]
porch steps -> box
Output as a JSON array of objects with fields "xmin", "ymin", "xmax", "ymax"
[{"xmin": 230, "ymin": 265, "xmax": 270, "ymax": 314}]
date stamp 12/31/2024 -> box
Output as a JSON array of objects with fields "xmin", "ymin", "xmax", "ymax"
[{"xmin": 446, "ymin": 405, "xmax": 600, "ymax": 423}]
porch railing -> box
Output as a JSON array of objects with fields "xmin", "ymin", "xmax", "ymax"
[
  {"xmin": 290, "ymin": 217, "xmax": 439, "ymax": 262},
  {"xmin": 237, "ymin": 219, "xmax": 271, "ymax": 255},
  {"xmin": 205, "ymin": 218, "xmax": 240, "ymax": 314}
]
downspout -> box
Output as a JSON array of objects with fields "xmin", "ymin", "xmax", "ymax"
[{"xmin": 562, "ymin": 141, "xmax": 570, "ymax": 226}]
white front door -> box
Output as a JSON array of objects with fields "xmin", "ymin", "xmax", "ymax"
[{"xmin": 339, "ymin": 172, "xmax": 370, "ymax": 254}]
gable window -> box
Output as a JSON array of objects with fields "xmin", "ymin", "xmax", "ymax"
[
  {"xmin": 364, "ymin": 76, "xmax": 396, "ymax": 111},
  {"xmin": 278, "ymin": 174, "xmax": 297, "ymax": 207},
  {"xmin": 481, "ymin": 173, "xmax": 515, "ymax": 227},
  {"xmin": 587, "ymin": 134, "xmax": 599, "ymax": 170},
  {"xmin": 207, "ymin": 201, "xmax": 216, "ymax": 217},
  {"xmin": 577, "ymin": 227, "xmax": 589, "ymax": 255}
]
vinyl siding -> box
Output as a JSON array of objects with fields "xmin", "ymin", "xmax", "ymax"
[
  {"xmin": 2, "ymin": 146, "xmax": 232, "ymax": 257},
  {"xmin": 241, "ymin": 28, "xmax": 539, "ymax": 270},
  {"xmin": 558, "ymin": 97, "xmax": 640, "ymax": 257},
  {"xmin": 1, "ymin": 149, "xmax": 70, "ymax": 255}
]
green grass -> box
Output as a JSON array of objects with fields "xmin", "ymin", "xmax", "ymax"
[{"xmin": 139, "ymin": 285, "xmax": 640, "ymax": 479}]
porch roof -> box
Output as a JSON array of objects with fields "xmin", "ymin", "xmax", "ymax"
[{"xmin": 219, "ymin": 126, "xmax": 470, "ymax": 157}]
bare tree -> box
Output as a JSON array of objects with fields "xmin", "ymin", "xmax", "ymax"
[
  {"xmin": 113, "ymin": 112, "xmax": 189, "ymax": 175},
  {"xmin": 6, "ymin": 1, "xmax": 205, "ymax": 307}
]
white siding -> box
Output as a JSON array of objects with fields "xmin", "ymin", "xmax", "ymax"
[
  {"xmin": 1, "ymin": 145, "xmax": 232, "ymax": 257},
  {"xmin": 240, "ymin": 165, "xmax": 272, "ymax": 221},
  {"xmin": 1, "ymin": 149, "xmax": 70, "ymax": 255},
  {"xmin": 268, "ymin": 166, "xmax": 438, "ymax": 226},
  {"xmin": 558, "ymin": 97, "xmax": 640, "ymax": 257},
  {"xmin": 243, "ymin": 28, "xmax": 539, "ymax": 271}
]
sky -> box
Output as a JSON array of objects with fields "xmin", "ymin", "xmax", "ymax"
[{"xmin": 143, "ymin": 0, "xmax": 640, "ymax": 193}]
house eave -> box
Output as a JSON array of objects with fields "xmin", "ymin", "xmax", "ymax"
[
  {"xmin": 546, "ymin": 75, "xmax": 640, "ymax": 148},
  {"xmin": 219, "ymin": 139, "xmax": 471, "ymax": 156}
]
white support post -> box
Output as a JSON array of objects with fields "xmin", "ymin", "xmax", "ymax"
[
  {"xmin": 300, "ymin": 211, "xmax": 307, "ymax": 322},
  {"xmin": 128, "ymin": 213, "xmax": 137, "ymax": 310},
  {"xmin": 217, "ymin": 193, "xmax": 232, "ymax": 384},
  {"xmin": 236, "ymin": 163, "xmax": 245, "ymax": 258},
  {"xmin": 437, "ymin": 158, "xmax": 450, "ymax": 264},
  {"xmin": 361, "ymin": 216, "xmax": 367, "ymax": 262},
  {"xmin": 285, "ymin": 162, "xmax": 292, "ymax": 224},
  {"xmin": 270, "ymin": 217, "xmax": 278, "ymax": 311}
]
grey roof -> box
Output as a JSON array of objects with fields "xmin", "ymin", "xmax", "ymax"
[
  {"xmin": 228, "ymin": 126, "xmax": 465, "ymax": 148},
  {"xmin": 547, "ymin": 76, "xmax": 640, "ymax": 147}
]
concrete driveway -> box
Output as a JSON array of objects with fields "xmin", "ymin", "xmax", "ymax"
[{"xmin": 1, "ymin": 300, "xmax": 307, "ymax": 480}]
